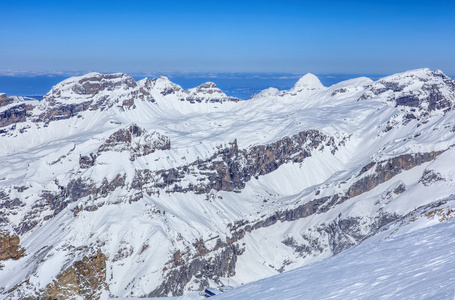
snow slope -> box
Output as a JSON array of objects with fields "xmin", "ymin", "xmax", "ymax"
[
  {"xmin": 0, "ymin": 68, "xmax": 454, "ymax": 299},
  {"xmin": 215, "ymin": 213, "xmax": 455, "ymax": 300}
]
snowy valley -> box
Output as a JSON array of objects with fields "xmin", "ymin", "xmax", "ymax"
[{"xmin": 0, "ymin": 68, "xmax": 455, "ymax": 299}]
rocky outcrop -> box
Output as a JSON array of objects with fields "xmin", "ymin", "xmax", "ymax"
[
  {"xmin": 151, "ymin": 76, "xmax": 185, "ymax": 96},
  {"xmin": 359, "ymin": 69, "xmax": 455, "ymax": 112},
  {"xmin": 281, "ymin": 211, "xmax": 399, "ymax": 262},
  {"xmin": 71, "ymin": 73, "xmax": 137, "ymax": 95},
  {"xmin": 0, "ymin": 231, "xmax": 25, "ymax": 261},
  {"xmin": 0, "ymin": 94, "xmax": 13, "ymax": 107},
  {"xmin": 0, "ymin": 191, "xmax": 25, "ymax": 227},
  {"xmin": 348, "ymin": 151, "xmax": 442, "ymax": 197},
  {"xmin": 79, "ymin": 153, "xmax": 97, "ymax": 169},
  {"xmin": 98, "ymin": 124, "xmax": 170, "ymax": 160},
  {"xmin": 42, "ymin": 251, "xmax": 107, "ymax": 300},
  {"xmin": 133, "ymin": 130, "xmax": 345, "ymax": 194},
  {"xmin": 185, "ymin": 82, "xmax": 240, "ymax": 103},
  {"xmin": 43, "ymin": 101, "xmax": 92, "ymax": 122},
  {"xmin": 15, "ymin": 174, "xmax": 127, "ymax": 235},
  {"xmin": 150, "ymin": 244, "xmax": 243, "ymax": 297},
  {"xmin": 38, "ymin": 73, "xmax": 153, "ymax": 123},
  {"xmin": 0, "ymin": 103, "xmax": 27, "ymax": 128},
  {"xmin": 419, "ymin": 169, "xmax": 445, "ymax": 186}
]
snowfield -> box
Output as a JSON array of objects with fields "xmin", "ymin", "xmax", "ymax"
[
  {"xmin": 0, "ymin": 68, "xmax": 455, "ymax": 299},
  {"xmin": 214, "ymin": 216, "xmax": 455, "ymax": 300},
  {"xmin": 114, "ymin": 216, "xmax": 455, "ymax": 299}
]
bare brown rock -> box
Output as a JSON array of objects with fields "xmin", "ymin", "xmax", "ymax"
[
  {"xmin": 0, "ymin": 231, "xmax": 25, "ymax": 261},
  {"xmin": 0, "ymin": 93, "xmax": 13, "ymax": 107},
  {"xmin": 43, "ymin": 251, "xmax": 107, "ymax": 300}
]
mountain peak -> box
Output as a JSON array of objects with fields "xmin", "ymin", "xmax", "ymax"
[
  {"xmin": 151, "ymin": 76, "xmax": 184, "ymax": 95},
  {"xmin": 197, "ymin": 82, "xmax": 217, "ymax": 89},
  {"xmin": 45, "ymin": 72, "xmax": 136, "ymax": 99},
  {"xmin": 292, "ymin": 73, "xmax": 324, "ymax": 91},
  {"xmin": 1, "ymin": 68, "xmax": 455, "ymax": 299},
  {"xmin": 360, "ymin": 68, "xmax": 455, "ymax": 111}
]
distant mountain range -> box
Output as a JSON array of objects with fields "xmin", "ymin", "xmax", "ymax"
[
  {"xmin": 0, "ymin": 72, "xmax": 389, "ymax": 100},
  {"xmin": 1, "ymin": 68, "xmax": 455, "ymax": 299}
]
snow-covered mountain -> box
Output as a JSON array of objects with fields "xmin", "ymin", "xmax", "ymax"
[{"xmin": 0, "ymin": 68, "xmax": 455, "ymax": 299}]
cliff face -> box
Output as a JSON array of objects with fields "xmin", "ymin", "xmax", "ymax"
[
  {"xmin": 1, "ymin": 69, "xmax": 455, "ymax": 298},
  {"xmin": 0, "ymin": 231, "xmax": 25, "ymax": 261},
  {"xmin": 132, "ymin": 130, "xmax": 344, "ymax": 195},
  {"xmin": 43, "ymin": 251, "xmax": 107, "ymax": 300}
]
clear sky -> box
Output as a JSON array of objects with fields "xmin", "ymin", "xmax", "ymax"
[{"xmin": 1, "ymin": 0, "xmax": 454, "ymax": 75}]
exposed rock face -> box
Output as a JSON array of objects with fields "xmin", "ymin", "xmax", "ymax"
[
  {"xmin": 360, "ymin": 69, "xmax": 455, "ymax": 112},
  {"xmin": 419, "ymin": 169, "xmax": 445, "ymax": 186},
  {"xmin": 150, "ymin": 244, "xmax": 243, "ymax": 297},
  {"xmin": 0, "ymin": 103, "xmax": 27, "ymax": 128},
  {"xmin": 0, "ymin": 231, "xmax": 25, "ymax": 261},
  {"xmin": 71, "ymin": 73, "xmax": 137, "ymax": 95},
  {"xmin": 43, "ymin": 251, "xmax": 107, "ymax": 300},
  {"xmin": 0, "ymin": 191, "xmax": 24, "ymax": 227},
  {"xmin": 133, "ymin": 130, "xmax": 344, "ymax": 194},
  {"xmin": 150, "ymin": 76, "xmax": 240, "ymax": 103},
  {"xmin": 42, "ymin": 101, "xmax": 92, "ymax": 122},
  {"xmin": 98, "ymin": 124, "xmax": 171, "ymax": 160},
  {"xmin": 79, "ymin": 153, "xmax": 97, "ymax": 169},
  {"xmin": 0, "ymin": 94, "xmax": 13, "ymax": 107},
  {"xmin": 151, "ymin": 76, "xmax": 185, "ymax": 96},
  {"xmin": 185, "ymin": 82, "xmax": 240, "ymax": 103},
  {"xmin": 281, "ymin": 211, "xmax": 399, "ymax": 263},
  {"xmin": 40, "ymin": 74, "xmax": 146, "ymax": 123},
  {"xmin": 348, "ymin": 151, "xmax": 442, "ymax": 198},
  {"xmin": 15, "ymin": 173, "xmax": 127, "ymax": 235}
]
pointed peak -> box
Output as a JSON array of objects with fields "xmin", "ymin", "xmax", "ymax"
[
  {"xmin": 156, "ymin": 76, "xmax": 171, "ymax": 82},
  {"xmin": 152, "ymin": 76, "xmax": 182, "ymax": 88},
  {"xmin": 151, "ymin": 76, "xmax": 184, "ymax": 95}
]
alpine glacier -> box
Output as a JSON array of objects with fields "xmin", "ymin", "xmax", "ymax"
[{"xmin": 0, "ymin": 68, "xmax": 454, "ymax": 299}]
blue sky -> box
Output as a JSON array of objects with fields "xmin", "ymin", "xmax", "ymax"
[{"xmin": 1, "ymin": 0, "xmax": 454, "ymax": 75}]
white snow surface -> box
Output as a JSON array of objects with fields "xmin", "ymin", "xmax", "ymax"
[
  {"xmin": 1, "ymin": 69, "xmax": 455, "ymax": 299},
  {"xmin": 213, "ymin": 217, "xmax": 455, "ymax": 300},
  {"xmin": 114, "ymin": 216, "xmax": 455, "ymax": 299}
]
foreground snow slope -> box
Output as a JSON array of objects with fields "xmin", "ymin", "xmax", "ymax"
[
  {"xmin": 215, "ymin": 213, "xmax": 455, "ymax": 300},
  {"xmin": 0, "ymin": 68, "xmax": 455, "ymax": 299},
  {"xmin": 115, "ymin": 211, "xmax": 455, "ymax": 300}
]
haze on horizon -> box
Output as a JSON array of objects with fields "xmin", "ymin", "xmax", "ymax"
[{"xmin": 1, "ymin": 0, "xmax": 454, "ymax": 76}]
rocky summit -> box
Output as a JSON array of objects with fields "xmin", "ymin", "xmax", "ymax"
[{"xmin": 1, "ymin": 69, "xmax": 455, "ymax": 299}]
